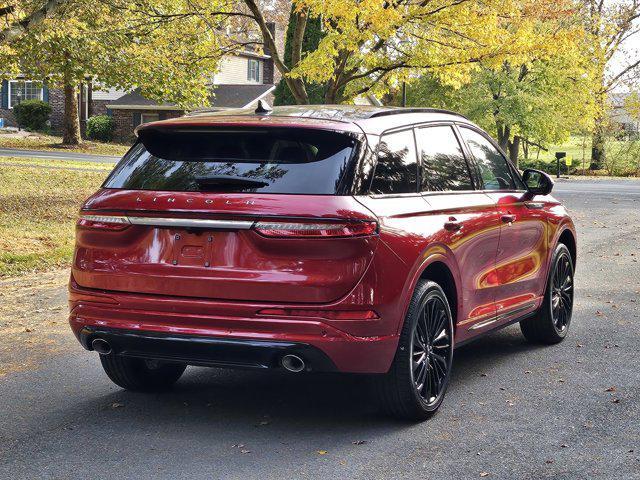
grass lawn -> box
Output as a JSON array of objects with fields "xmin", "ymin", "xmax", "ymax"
[
  {"xmin": 0, "ymin": 158, "xmax": 109, "ymax": 277},
  {"xmin": 535, "ymin": 136, "xmax": 591, "ymax": 166},
  {"xmin": 0, "ymin": 131, "xmax": 130, "ymax": 157}
]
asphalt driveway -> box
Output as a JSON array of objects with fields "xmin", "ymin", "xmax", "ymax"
[{"xmin": 0, "ymin": 179, "xmax": 638, "ymax": 479}]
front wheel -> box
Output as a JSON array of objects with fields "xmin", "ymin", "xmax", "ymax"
[
  {"xmin": 99, "ymin": 354, "xmax": 187, "ymax": 392},
  {"xmin": 520, "ymin": 243, "xmax": 574, "ymax": 344},
  {"xmin": 375, "ymin": 280, "xmax": 454, "ymax": 421}
]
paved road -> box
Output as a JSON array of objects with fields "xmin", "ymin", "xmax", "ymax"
[
  {"xmin": 0, "ymin": 147, "xmax": 120, "ymax": 163},
  {"xmin": 1, "ymin": 179, "xmax": 639, "ymax": 480}
]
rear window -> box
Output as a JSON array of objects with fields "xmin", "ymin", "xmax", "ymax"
[{"xmin": 103, "ymin": 128, "xmax": 361, "ymax": 194}]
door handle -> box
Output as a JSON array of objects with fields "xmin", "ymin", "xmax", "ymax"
[
  {"xmin": 501, "ymin": 214, "xmax": 516, "ymax": 224},
  {"xmin": 444, "ymin": 217, "xmax": 462, "ymax": 232}
]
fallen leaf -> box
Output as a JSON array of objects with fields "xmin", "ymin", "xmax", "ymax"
[
  {"xmin": 240, "ymin": 449, "xmax": 251, "ymax": 454},
  {"xmin": 605, "ymin": 386, "xmax": 616, "ymax": 392},
  {"xmin": 561, "ymin": 444, "xmax": 568, "ymax": 448},
  {"xmin": 480, "ymin": 472, "xmax": 490, "ymax": 477},
  {"xmin": 317, "ymin": 450, "xmax": 328, "ymax": 455},
  {"xmin": 111, "ymin": 402, "xmax": 124, "ymax": 409},
  {"xmin": 612, "ymin": 398, "xmax": 621, "ymax": 404},
  {"xmin": 545, "ymin": 460, "xmax": 554, "ymax": 464},
  {"xmin": 352, "ymin": 440, "xmax": 367, "ymax": 445},
  {"xmin": 480, "ymin": 373, "xmax": 488, "ymax": 377}
]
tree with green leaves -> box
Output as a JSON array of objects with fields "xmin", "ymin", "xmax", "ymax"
[
  {"xmin": 0, "ymin": 0, "xmax": 67, "ymax": 45},
  {"xmin": 406, "ymin": 17, "xmax": 596, "ymax": 166},
  {"xmin": 583, "ymin": 0, "xmax": 640, "ymax": 169},
  {"xmin": 2, "ymin": 0, "xmax": 227, "ymax": 144}
]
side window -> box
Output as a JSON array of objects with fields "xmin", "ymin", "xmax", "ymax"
[
  {"xmin": 415, "ymin": 125, "xmax": 473, "ymax": 192},
  {"xmin": 459, "ymin": 128, "xmax": 516, "ymax": 190},
  {"xmin": 370, "ymin": 130, "xmax": 418, "ymax": 194}
]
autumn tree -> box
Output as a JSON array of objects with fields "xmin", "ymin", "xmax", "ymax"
[
  {"xmin": 406, "ymin": 27, "xmax": 596, "ymax": 165},
  {"xmin": 2, "ymin": 0, "xmax": 227, "ymax": 144},
  {"xmin": 241, "ymin": 0, "xmax": 584, "ymax": 105},
  {"xmin": 0, "ymin": 0, "xmax": 66, "ymax": 45},
  {"xmin": 583, "ymin": 0, "xmax": 640, "ymax": 169}
]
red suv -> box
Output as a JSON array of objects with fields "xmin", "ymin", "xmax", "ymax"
[{"xmin": 69, "ymin": 105, "xmax": 576, "ymax": 420}]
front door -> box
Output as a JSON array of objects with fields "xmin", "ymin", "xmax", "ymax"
[{"xmin": 458, "ymin": 127, "xmax": 547, "ymax": 326}]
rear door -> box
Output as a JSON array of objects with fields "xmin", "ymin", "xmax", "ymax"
[
  {"xmin": 458, "ymin": 126, "xmax": 547, "ymax": 322},
  {"xmin": 415, "ymin": 125, "xmax": 501, "ymax": 338},
  {"xmin": 73, "ymin": 127, "xmax": 379, "ymax": 304}
]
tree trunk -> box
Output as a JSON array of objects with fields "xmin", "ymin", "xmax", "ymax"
[
  {"xmin": 508, "ymin": 136, "xmax": 521, "ymax": 168},
  {"xmin": 243, "ymin": 0, "xmax": 309, "ymax": 104},
  {"xmin": 62, "ymin": 82, "xmax": 81, "ymax": 145},
  {"xmin": 496, "ymin": 123, "xmax": 510, "ymax": 151},
  {"xmin": 590, "ymin": 121, "xmax": 605, "ymax": 170}
]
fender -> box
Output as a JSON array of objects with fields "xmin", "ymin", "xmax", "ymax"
[
  {"xmin": 394, "ymin": 243, "xmax": 463, "ymax": 336},
  {"xmin": 540, "ymin": 218, "xmax": 577, "ymax": 296}
]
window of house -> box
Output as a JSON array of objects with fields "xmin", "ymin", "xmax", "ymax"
[
  {"xmin": 415, "ymin": 125, "xmax": 473, "ymax": 192},
  {"xmin": 247, "ymin": 59, "xmax": 261, "ymax": 82},
  {"xmin": 8, "ymin": 80, "xmax": 43, "ymax": 108},
  {"xmin": 141, "ymin": 113, "xmax": 160, "ymax": 124},
  {"xmin": 459, "ymin": 127, "xmax": 516, "ymax": 191},
  {"xmin": 370, "ymin": 130, "xmax": 418, "ymax": 194}
]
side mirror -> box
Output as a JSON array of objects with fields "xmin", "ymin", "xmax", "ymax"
[{"xmin": 522, "ymin": 168, "xmax": 553, "ymax": 196}]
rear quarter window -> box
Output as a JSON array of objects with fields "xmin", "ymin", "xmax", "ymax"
[
  {"xmin": 369, "ymin": 130, "xmax": 418, "ymax": 194},
  {"xmin": 103, "ymin": 128, "xmax": 362, "ymax": 195}
]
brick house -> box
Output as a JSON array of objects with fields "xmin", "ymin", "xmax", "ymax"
[
  {"xmin": 1, "ymin": 24, "xmax": 283, "ymax": 141},
  {"xmin": 106, "ymin": 50, "xmax": 277, "ymax": 142}
]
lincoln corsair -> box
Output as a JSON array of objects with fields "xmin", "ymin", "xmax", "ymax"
[{"xmin": 69, "ymin": 105, "xmax": 576, "ymax": 420}]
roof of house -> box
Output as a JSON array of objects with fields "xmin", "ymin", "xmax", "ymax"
[
  {"xmin": 107, "ymin": 84, "xmax": 275, "ymax": 111},
  {"xmin": 138, "ymin": 105, "xmax": 474, "ymax": 136}
]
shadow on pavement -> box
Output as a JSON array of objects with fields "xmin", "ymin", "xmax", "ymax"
[{"xmin": 76, "ymin": 326, "xmax": 542, "ymax": 430}]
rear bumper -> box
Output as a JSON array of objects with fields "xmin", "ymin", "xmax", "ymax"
[
  {"xmin": 78, "ymin": 326, "xmax": 337, "ymax": 371},
  {"xmin": 68, "ymin": 286, "xmax": 399, "ymax": 374}
]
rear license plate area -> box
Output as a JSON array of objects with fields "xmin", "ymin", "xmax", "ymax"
[{"xmin": 170, "ymin": 231, "xmax": 214, "ymax": 267}]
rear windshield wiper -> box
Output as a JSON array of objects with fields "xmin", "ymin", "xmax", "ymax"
[{"xmin": 194, "ymin": 175, "xmax": 269, "ymax": 190}]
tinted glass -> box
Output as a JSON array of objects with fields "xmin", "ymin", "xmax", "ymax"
[
  {"xmin": 104, "ymin": 128, "xmax": 359, "ymax": 194},
  {"xmin": 415, "ymin": 126, "xmax": 473, "ymax": 192},
  {"xmin": 460, "ymin": 128, "xmax": 515, "ymax": 190},
  {"xmin": 370, "ymin": 130, "xmax": 417, "ymax": 194}
]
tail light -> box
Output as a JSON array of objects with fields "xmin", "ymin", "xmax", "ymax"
[
  {"xmin": 77, "ymin": 214, "xmax": 130, "ymax": 231},
  {"xmin": 253, "ymin": 220, "xmax": 377, "ymax": 238}
]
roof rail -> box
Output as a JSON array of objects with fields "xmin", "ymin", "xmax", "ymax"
[{"xmin": 369, "ymin": 108, "xmax": 468, "ymax": 120}]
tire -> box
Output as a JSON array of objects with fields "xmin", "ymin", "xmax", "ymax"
[
  {"xmin": 375, "ymin": 280, "xmax": 454, "ymax": 421},
  {"xmin": 99, "ymin": 354, "xmax": 187, "ymax": 392},
  {"xmin": 520, "ymin": 243, "xmax": 574, "ymax": 344}
]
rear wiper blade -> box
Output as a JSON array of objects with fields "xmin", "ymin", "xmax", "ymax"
[{"xmin": 194, "ymin": 175, "xmax": 269, "ymax": 189}]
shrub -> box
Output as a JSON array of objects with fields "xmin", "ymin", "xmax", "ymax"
[
  {"xmin": 13, "ymin": 99, "xmax": 51, "ymax": 131},
  {"xmin": 86, "ymin": 115, "xmax": 115, "ymax": 142}
]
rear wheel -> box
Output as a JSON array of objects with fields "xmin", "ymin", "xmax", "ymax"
[
  {"xmin": 99, "ymin": 354, "xmax": 186, "ymax": 392},
  {"xmin": 375, "ymin": 280, "xmax": 454, "ymax": 421},
  {"xmin": 520, "ymin": 243, "xmax": 574, "ymax": 344}
]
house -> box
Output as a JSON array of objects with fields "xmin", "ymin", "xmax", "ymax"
[
  {"xmin": 0, "ymin": 24, "xmax": 282, "ymax": 141},
  {"xmin": 105, "ymin": 49, "xmax": 277, "ymax": 141},
  {"xmin": 609, "ymin": 92, "xmax": 640, "ymax": 138}
]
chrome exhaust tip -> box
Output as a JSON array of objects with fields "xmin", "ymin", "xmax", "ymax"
[
  {"xmin": 91, "ymin": 338, "xmax": 112, "ymax": 355},
  {"xmin": 281, "ymin": 354, "xmax": 305, "ymax": 373}
]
